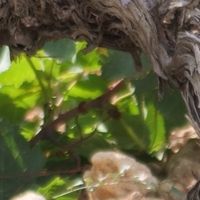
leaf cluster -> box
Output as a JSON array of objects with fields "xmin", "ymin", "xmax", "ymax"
[{"xmin": 0, "ymin": 39, "xmax": 187, "ymax": 199}]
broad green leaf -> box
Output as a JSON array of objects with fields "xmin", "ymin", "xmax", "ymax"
[
  {"xmin": 106, "ymin": 113, "xmax": 149, "ymax": 150},
  {"xmin": 156, "ymin": 88, "xmax": 187, "ymax": 130},
  {"xmin": 42, "ymin": 59, "xmax": 61, "ymax": 79},
  {"xmin": 132, "ymin": 71, "xmax": 157, "ymax": 95},
  {"xmin": 0, "ymin": 118, "xmax": 46, "ymax": 200},
  {"xmin": 76, "ymin": 41, "xmax": 87, "ymax": 53},
  {"xmin": 101, "ymin": 50, "xmax": 135, "ymax": 80},
  {"xmin": 0, "ymin": 55, "xmax": 35, "ymax": 88},
  {"xmin": 0, "ymin": 84, "xmax": 40, "ymax": 123},
  {"xmin": 68, "ymin": 74, "xmax": 107, "ymax": 99},
  {"xmin": 75, "ymin": 43, "xmax": 100, "ymax": 71},
  {"xmin": 38, "ymin": 177, "xmax": 66, "ymax": 199},
  {"xmin": 133, "ymin": 71, "xmax": 187, "ymax": 132},
  {"xmin": 43, "ymin": 39, "xmax": 76, "ymax": 62},
  {"xmin": 145, "ymin": 103, "xmax": 166, "ymax": 152},
  {"xmin": 38, "ymin": 176, "xmax": 82, "ymax": 200},
  {"xmin": 0, "ymin": 93, "xmax": 25, "ymax": 123},
  {"xmin": 117, "ymin": 97, "xmax": 140, "ymax": 116},
  {"xmin": 0, "ymin": 85, "xmax": 40, "ymax": 108}
]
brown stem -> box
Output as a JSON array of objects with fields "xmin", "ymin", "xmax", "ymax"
[{"xmin": 29, "ymin": 79, "xmax": 125, "ymax": 147}]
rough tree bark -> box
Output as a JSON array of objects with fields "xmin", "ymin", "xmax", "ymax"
[{"xmin": 1, "ymin": 0, "xmax": 200, "ymax": 136}]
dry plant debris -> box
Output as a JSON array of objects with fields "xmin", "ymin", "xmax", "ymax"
[{"xmin": 83, "ymin": 141, "xmax": 200, "ymax": 200}]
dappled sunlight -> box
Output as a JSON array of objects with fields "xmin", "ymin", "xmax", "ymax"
[
  {"xmin": 168, "ymin": 125, "xmax": 197, "ymax": 153},
  {"xmin": 11, "ymin": 191, "xmax": 45, "ymax": 200}
]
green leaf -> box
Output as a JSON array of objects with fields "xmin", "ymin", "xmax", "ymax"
[
  {"xmin": 0, "ymin": 85, "xmax": 40, "ymax": 123},
  {"xmin": 101, "ymin": 50, "xmax": 135, "ymax": 80},
  {"xmin": 42, "ymin": 59, "xmax": 61, "ymax": 79},
  {"xmin": 156, "ymin": 88, "xmax": 187, "ymax": 130},
  {"xmin": 106, "ymin": 113, "xmax": 149, "ymax": 150},
  {"xmin": 145, "ymin": 103, "xmax": 166, "ymax": 152},
  {"xmin": 75, "ymin": 42, "xmax": 101, "ymax": 71},
  {"xmin": 43, "ymin": 39, "xmax": 76, "ymax": 62},
  {"xmin": 38, "ymin": 176, "xmax": 83, "ymax": 200},
  {"xmin": 68, "ymin": 74, "xmax": 107, "ymax": 99},
  {"xmin": 133, "ymin": 71, "xmax": 187, "ymax": 132},
  {"xmin": 0, "ymin": 118, "xmax": 46, "ymax": 199},
  {"xmin": 0, "ymin": 93, "xmax": 25, "ymax": 123},
  {"xmin": 38, "ymin": 177, "xmax": 66, "ymax": 198},
  {"xmin": 0, "ymin": 55, "xmax": 35, "ymax": 88}
]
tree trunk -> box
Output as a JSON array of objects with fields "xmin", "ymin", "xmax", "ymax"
[{"xmin": 1, "ymin": 0, "xmax": 200, "ymax": 135}]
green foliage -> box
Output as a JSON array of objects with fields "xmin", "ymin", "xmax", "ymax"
[
  {"xmin": 133, "ymin": 72, "xmax": 187, "ymax": 132},
  {"xmin": 0, "ymin": 39, "xmax": 187, "ymax": 199},
  {"xmin": 0, "ymin": 118, "xmax": 45, "ymax": 199},
  {"xmin": 101, "ymin": 49, "xmax": 135, "ymax": 80}
]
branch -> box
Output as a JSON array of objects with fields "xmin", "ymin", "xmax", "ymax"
[{"xmin": 29, "ymin": 79, "xmax": 125, "ymax": 147}]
